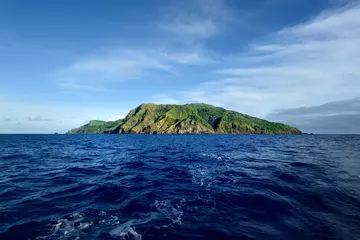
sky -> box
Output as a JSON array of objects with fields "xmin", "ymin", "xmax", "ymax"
[{"xmin": 1, "ymin": 0, "xmax": 360, "ymax": 133}]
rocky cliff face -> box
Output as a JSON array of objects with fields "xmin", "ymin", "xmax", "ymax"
[{"xmin": 67, "ymin": 103, "xmax": 302, "ymax": 134}]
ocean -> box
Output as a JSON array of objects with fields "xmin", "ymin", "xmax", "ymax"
[{"xmin": 0, "ymin": 134, "xmax": 359, "ymax": 240}]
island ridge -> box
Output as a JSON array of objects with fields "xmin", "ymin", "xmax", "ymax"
[{"xmin": 67, "ymin": 103, "xmax": 302, "ymax": 134}]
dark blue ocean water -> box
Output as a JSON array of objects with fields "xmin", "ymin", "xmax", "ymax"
[{"xmin": 0, "ymin": 135, "xmax": 360, "ymax": 240}]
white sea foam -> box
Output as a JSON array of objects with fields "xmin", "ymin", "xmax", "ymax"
[
  {"xmin": 37, "ymin": 211, "xmax": 113, "ymax": 239},
  {"xmin": 40, "ymin": 204, "xmax": 182, "ymax": 240},
  {"xmin": 99, "ymin": 210, "xmax": 107, "ymax": 217},
  {"xmin": 109, "ymin": 212, "xmax": 157, "ymax": 239},
  {"xmin": 201, "ymin": 153, "xmax": 223, "ymax": 159},
  {"xmin": 109, "ymin": 220, "xmax": 142, "ymax": 240},
  {"xmin": 191, "ymin": 152, "xmax": 244, "ymax": 189},
  {"xmin": 36, "ymin": 212, "xmax": 90, "ymax": 239},
  {"xmin": 77, "ymin": 222, "xmax": 93, "ymax": 230},
  {"xmin": 189, "ymin": 165, "xmax": 216, "ymax": 189},
  {"xmin": 154, "ymin": 199, "xmax": 184, "ymax": 226},
  {"xmin": 52, "ymin": 215, "xmax": 86, "ymax": 237}
]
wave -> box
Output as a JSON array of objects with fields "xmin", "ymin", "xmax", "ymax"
[
  {"xmin": 1, "ymin": 153, "xmax": 31, "ymax": 160},
  {"xmin": 1, "ymin": 135, "xmax": 360, "ymax": 239}
]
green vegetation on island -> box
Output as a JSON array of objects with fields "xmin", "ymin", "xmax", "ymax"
[
  {"xmin": 66, "ymin": 119, "xmax": 124, "ymax": 134},
  {"xmin": 67, "ymin": 103, "xmax": 302, "ymax": 134}
]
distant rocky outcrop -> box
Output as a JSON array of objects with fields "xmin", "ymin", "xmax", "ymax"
[{"xmin": 67, "ymin": 103, "xmax": 302, "ymax": 134}]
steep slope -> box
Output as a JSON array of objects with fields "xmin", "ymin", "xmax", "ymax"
[
  {"xmin": 67, "ymin": 103, "xmax": 302, "ymax": 134},
  {"xmin": 67, "ymin": 119, "xmax": 123, "ymax": 134}
]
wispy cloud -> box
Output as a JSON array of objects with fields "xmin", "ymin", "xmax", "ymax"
[
  {"xmin": 71, "ymin": 59, "xmax": 143, "ymax": 77},
  {"xmin": 58, "ymin": 82, "xmax": 111, "ymax": 92},
  {"xmin": 54, "ymin": 49, "xmax": 173, "ymax": 91},
  {"xmin": 3, "ymin": 117, "xmax": 17, "ymax": 122},
  {"xmin": 25, "ymin": 116, "xmax": 53, "ymax": 122},
  {"xmin": 152, "ymin": 94, "xmax": 180, "ymax": 105},
  {"xmin": 54, "ymin": 47, "xmax": 215, "ymax": 91},
  {"xmin": 157, "ymin": 0, "xmax": 235, "ymax": 39},
  {"xmin": 159, "ymin": 18, "xmax": 217, "ymax": 39},
  {"xmin": 178, "ymin": 79, "xmax": 277, "ymax": 117},
  {"xmin": 0, "ymin": 100, "xmax": 128, "ymax": 133},
  {"xmin": 269, "ymin": 98, "xmax": 360, "ymax": 118},
  {"xmin": 267, "ymin": 98, "xmax": 360, "ymax": 134},
  {"xmin": 52, "ymin": 0, "xmax": 234, "ymax": 92},
  {"xmin": 176, "ymin": 1, "xmax": 360, "ymax": 117}
]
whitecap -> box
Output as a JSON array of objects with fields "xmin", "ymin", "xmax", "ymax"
[
  {"xmin": 78, "ymin": 222, "xmax": 93, "ymax": 230},
  {"xmin": 154, "ymin": 199, "xmax": 183, "ymax": 225},
  {"xmin": 109, "ymin": 220, "xmax": 142, "ymax": 240},
  {"xmin": 109, "ymin": 212, "xmax": 157, "ymax": 239}
]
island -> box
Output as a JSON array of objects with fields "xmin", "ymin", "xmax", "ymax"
[{"xmin": 67, "ymin": 103, "xmax": 302, "ymax": 134}]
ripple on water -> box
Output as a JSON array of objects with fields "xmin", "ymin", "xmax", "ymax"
[
  {"xmin": 0, "ymin": 135, "xmax": 360, "ymax": 240},
  {"xmin": 1, "ymin": 154, "xmax": 31, "ymax": 160}
]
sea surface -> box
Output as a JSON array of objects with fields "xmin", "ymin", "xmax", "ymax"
[{"xmin": 0, "ymin": 135, "xmax": 360, "ymax": 240}]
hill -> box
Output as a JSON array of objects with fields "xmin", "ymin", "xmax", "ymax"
[
  {"xmin": 67, "ymin": 103, "xmax": 302, "ymax": 134},
  {"xmin": 66, "ymin": 119, "xmax": 123, "ymax": 134}
]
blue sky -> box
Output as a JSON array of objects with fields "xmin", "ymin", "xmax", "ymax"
[{"xmin": 1, "ymin": 0, "xmax": 360, "ymax": 133}]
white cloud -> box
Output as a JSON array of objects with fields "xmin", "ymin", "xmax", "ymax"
[
  {"xmin": 25, "ymin": 116, "xmax": 53, "ymax": 122},
  {"xmin": 281, "ymin": 2, "xmax": 360, "ymax": 38},
  {"xmin": 0, "ymin": 100, "xmax": 128, "ymax": 133},
  {"xmin": 71, "ymin": 59, "xmax": 143, "ymax": 77},
  {"xmin": 158, "ymin": 0, "xmax": 236, "ymax": 40},
  {"xmin": 176, "ymin": 2, "xmax": 360, "ymax": 118},
  {"xmin": 54, "ymin": 49, "xmax": 173, "ymax": 90},
  {"xmin": 163, "ymin": 51, "xmax": 215, "ymax": 65},
  {"xmin": 107, "ymin": 114, "xmax": 126, "ymax": 121},
  {"xmin": 178, "ymin": 79, "xmax": 279, "ymax": 117},
  {"xmin": 152, "ymin": 94, "xmax": 180, "ymax": 105},
  {"xmin": 3, "ymin": 116, "xmax": 17, "ymax": 122},
  {"xmin": 267, "ymin": 98, "xmax": 360, "ymax": 134},
  {"xmin": 159, "ymin": 18, "xmax": 217, "ymax": 39},
  {"xmin": 59, "ymin": 82, "xmax": 111, "ymax": 92},
  {"xmin": 54, "ymin": 48, "xmax": 214, "ymax": 91},
  {"xmin": 52, "ymin": 0, "xmax": 231, "ymax": 93}
]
